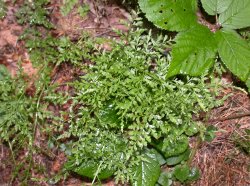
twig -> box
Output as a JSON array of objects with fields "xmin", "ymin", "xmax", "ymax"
[
  {"xmin": 208, "ymin": 111, "xmax": 250, "ymax": 122},
  {"xmin": 196, "ymin": 9, "xmax": 221, "ymax": 32},
  {"xmin": 95, "ymin": 29, "xmax": 112, "ymax": 37}
]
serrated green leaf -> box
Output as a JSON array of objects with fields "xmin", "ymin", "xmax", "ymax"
[
  {"xmin": 132, "ymin": 150, "xmax": 161, "ymax": 186},
  {"xmin": 138, "ymin": 0, "xmax": 198, "ymax": 31},
  {"xmin": 173, "ymin": 164, "xmax": 190, "ymax": 183},
  {"xmin": 201, "ymin": 0, "xmax": 233, "ymax": 15},
  {"xmin": 167, "ymin": 25, "xmax": 217, "ymax": 78},
  {"xmin": 217, "ymin": 29, "xmax": 250, "ymax": 82},
  {"xmin": 219, "ymin": 0, "xmax": 250, "ymax": 29}
]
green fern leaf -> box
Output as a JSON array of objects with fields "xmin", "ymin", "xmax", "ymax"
[
  {"xmin": 0, "ymin": 65, "xmax": 10, "ymax": 80},
  {"xmin": 217, "ymin": 29, "xmax": 250, "ymax": 81},
  {"xmin": 201, "ymin": 0, "xmax": 233, "ymax": 15},
  {"xmin": 167, "ymin": 25, "xmax": 217, "ymax": 78},
  {"xmin": 219, "ymin": 0, "xmax": 250, "ymax": 29},
  {"xmin": 138, "ymin": 0, "xmax": 198, "ymax": 31}
]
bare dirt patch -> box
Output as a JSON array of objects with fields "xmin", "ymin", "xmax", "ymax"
[{"xmin": 0, "ymin": 2, "xmax": 36, "ymax": 77}]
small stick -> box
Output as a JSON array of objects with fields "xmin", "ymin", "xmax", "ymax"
[{"xmin": 208, "ymin": 111, "xmax": 250, "ymax": 122}]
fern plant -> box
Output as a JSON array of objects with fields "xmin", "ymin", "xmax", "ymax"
[
  {"xmin": 15, "ymin": 0, "xmax": 53, "ymax": 28},
  {"xmin": 0, "ymin": 63, "xmax": 56, "ymax": 183},
  {"xmin": 0, "ymin": 0, "xmax": 7, "ymax": 19},
  {"xmin": 61, "ymin": 25, "xmax": 222, "ymax": 185},
  {"xmin": 0, "ymin": 65, "xmax": 34, "ymax": 147},
  {"xmin": 139, "ymin": 0, "xmax": 250, "ymax": 92}
]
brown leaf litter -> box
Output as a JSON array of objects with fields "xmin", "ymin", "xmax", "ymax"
[
  {"xmin": 0, "ymin": 1, "xmax": 37, "ymax": 78},
  {"xmin": 191, "ymin": 88, "xmax": 250, "ymax": 186},
  {"xmin": 51, "ymin": 0, "xmax": 131, "ymax": 40}
]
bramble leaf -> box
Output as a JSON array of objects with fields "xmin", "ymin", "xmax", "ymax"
[
  {"xmin": 216, "ymin": 29, "xmax": 250, "ymax": 82},
  {"xmin": 132, "ymin": 150, "xmax": 161, "ymax": 186},
  {"xmin": 201, "ymin": 0, "xmax": 233, "ymax": 15},
  {"xmin": 219, "ymin": 0, "xmax": 250, "ymax": 29},
  {"xmin": 138, "ymin": 0, "xmax": 198, "ymax": 31},
  {"xmin": 167, "ymin": 25, "xmax": 217, "ymax": 78}
]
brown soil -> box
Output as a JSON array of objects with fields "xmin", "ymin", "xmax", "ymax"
[{"xmin": 0, "ymin": 1, "xmax": 249, "ymax": 186}]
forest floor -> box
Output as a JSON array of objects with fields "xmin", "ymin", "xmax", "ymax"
[{"xmin": 0, "ymin": 0, "xmax": 249, "ymax": 185}]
